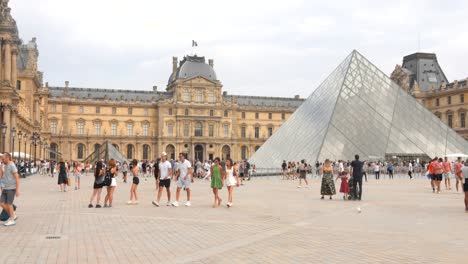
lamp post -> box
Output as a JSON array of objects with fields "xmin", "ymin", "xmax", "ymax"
[
  {"xmin": 1, "ymin": 123, "xmax": 7, "ymax": 153},
  {"xmin": 18, "ymin": 130, "xmax": 22, "ymax": 164},
  {"xmin": 29, "ymin": 135, "xmax": 33, "ymax": 173},
  {"xmin": 43, "ymin": 141, "xmax": 47, "ymax": 160},
  {"xmin": 11, "ymin": 127, "xmax": 16, "ymax": 160}
]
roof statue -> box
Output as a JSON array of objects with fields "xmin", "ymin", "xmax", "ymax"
[{"xmin": 249, "ymin": 50, "xmax": 468, "ymax": 169}]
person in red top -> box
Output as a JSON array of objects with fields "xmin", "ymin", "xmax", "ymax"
[
  {"xmin": 428, "ymin": 158, "xmax": 436, "ymax": 193},
  {"xmin": 454, "ymin": 157, "xmax": 464, "ymax": 192},
  {"xmin": 432, "ymin": 157, "xmax": 444, "ymax": 194},
  {"xmin": 442, "ymin": 157, "xmax": 452, "ymax": 191}
]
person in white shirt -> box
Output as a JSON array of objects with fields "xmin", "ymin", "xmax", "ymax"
[
  {"xmin": 203, "ymin": 161, "xmax": 211, "ymax": 180},
  {"xmin": 172, "ymin": 153, "xmax": 192, "ymax": 207},
  {"xmin": 152, "ymin": 152, "xmax": 173, "ymax": 207}
]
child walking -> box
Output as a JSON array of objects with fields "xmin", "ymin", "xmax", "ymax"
[{"xmin": 337, "ymin": 170, "xmax": 350, "ymax": 200}]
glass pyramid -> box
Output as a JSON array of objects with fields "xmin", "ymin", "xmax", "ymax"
[
  {"xmin": 82, "ymin": 140, "xmax": 128, "ymax": 164},
  {"xmin": 249, "ymin": 50, "xmax": 468, "ymax": 169}
]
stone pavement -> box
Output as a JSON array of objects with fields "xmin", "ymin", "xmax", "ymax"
[{"xmin": 0, "ymin": 173, "xmax": 466, "ymax": 264}]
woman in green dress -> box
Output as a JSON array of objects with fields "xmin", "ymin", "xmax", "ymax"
[
  {"xmin": 320, "ymin": 159, "xmax": 336, "ymax": 199},
  {"xmin": 210, "ymin": 157, "xmax": 225, "ymax": 208}
]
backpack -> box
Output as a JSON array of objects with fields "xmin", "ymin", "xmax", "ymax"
[
  {"xmin": 103, "ymin": 169, "xmax": 112, "ymax": 186},
  {"xmin": 0, "ymin": 204, "xmax": 17, "ymax": 221}
]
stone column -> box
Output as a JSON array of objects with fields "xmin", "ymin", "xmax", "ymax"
[
  {"xmin": 10, "ymin": 110, "xmax": 16, "ymax": 153},
  {"xmin": 4, "ymin": 41, "xmax": 11, "ymax": 84},
  {"xmin": 11, "ymin": 49, "xmax": 17, "ymax": 88},
  {"xmin": 34, "ymin": 99, "xmax": 40, "ymax": 125},
  {"xmin": 3, "ymin": 107, "xmax": 11, "ymax": 152},
  {"xmin": 0, "ymin": 42, "xmax": 3, "ymax": 82}
]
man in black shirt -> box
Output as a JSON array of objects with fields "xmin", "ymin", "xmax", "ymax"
[{"xmin": 350, "ymin": 154, "xmax": 364, "ymax": 200}]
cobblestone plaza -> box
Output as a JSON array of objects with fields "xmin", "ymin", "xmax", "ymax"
[{"xmin": 0, "ymin": 174, "xmax": 466, "ymax": 263}]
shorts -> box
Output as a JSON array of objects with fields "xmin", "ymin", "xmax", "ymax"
[
  {"xmin": 432, "ymin": 174, "xmax": 443, "ymax": 181},
  {"xmin": 300, "ymin": 171, "xmax": 306, "ymax": 179},
  {"xmin": 443, "ymin": 172, "xmax": 451, "ymax": 179},
  {"xmin": 177, "ymin": 177, "xmax": 191, "ymax": 189},
  {"xmin": 75, "ymin": 173, "xmax": 81, "ymax": 179},
  {"xmin": 159, "ymin": 179, "xmax": 171, "ymax": 188},
  {"xmin": 93, "ymin": 182, "xmax": 104, "ymax": 189},
  {"xmin": 240, "ymin": 172, "xmax": 244, "ymax": 177},
  {"xmin": 110, "ymin": 178, "xmax": 117, "ymax": 187},
  {"xmin": 132, "ymin": 177, "xmax": 140, "ymax": 185},
  {"xmin": 0, "ymin": 189, "xmax": 16, "ymax": 204},
  {"xmin": 464, "ymin": 182, "xmax": 468, "ymax": 192}
]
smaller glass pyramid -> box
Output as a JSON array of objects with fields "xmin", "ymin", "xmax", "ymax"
[{"xmin": 249, "ymin": 50, "xmax": 468, "ymax": 169}]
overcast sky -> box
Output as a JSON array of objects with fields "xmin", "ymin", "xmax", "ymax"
[{"xmin": 9, "ymin": 0, "xmax": 468, "ymax": 98}]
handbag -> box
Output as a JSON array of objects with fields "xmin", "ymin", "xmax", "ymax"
[
  {"xmin": 95, "ymin": 175, "xmax": 105, "ymax": 184},
  {"xmin": 67, "ymin": 177, "xmax": 71, "ymax": 186}
]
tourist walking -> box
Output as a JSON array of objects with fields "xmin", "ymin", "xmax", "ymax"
[
  {"xmin": 104, "ymin": 159, "xmax": 118, "ymax": 207},
  {"xmin": 127, "ymin": 159, "xmax": 139, "ymax": 205},
  {"xmin": 88, "ymin": 161, "xmax": 105, "ymax": 208},
  {"xmin": 121, "ymin": 161, "xmax": 128, "ymax": 183},
  {"xmin": 432, "ymin": 157, "xmax": 443, "ymax": 194},
  {"xmin": 462, "ymin": 159, "xmax": 468, "ymax": 211},
  {"xmin": 337, "ymin": 170, "xmax": 350, "ymax": 200},
  {"xmin": 172, "ymin": 153, "xmax": 192, "ymax": 207},
  {"xmin": 0, "ymin": 153, "xmax": 20, "ymax": 226},
  {"xmin": 57, "ymin": 158, "xmax": 69, "ymax": 192},
  {"xmin": 387, "ymin": 162, "xmax": 394, "ymax": 179},
  {"xmin": 443, "ymin": 157, "xmax": 452, "ymax": 190},
  {"xmin": 225, "ymin": 158, "xmax": 239, "ymax": 207},
  {"xmin": 153, "ymin": 152, "xmax": 172, "ymax": 206},
  {"xmin": 210, "ymin": 157, "xmax": 224, "ymax": 208},
  {"xmin": 408, "ymin": 161, "xmax": 413, "ymax": 179},
  {"xmin": 374, "ymin": 162, "xmax": 380, "ymax": 180},
  {"xmin": 350, "ymin": 154, "xmax": 364, "ymax": 200},
  {"xmin": 73, "ymin": 161, "xmax": 82, "ymax": 190},
  {"xmin": 455, "ymin": 157, "xmax": 464, "ymax": 192},
  {"xmin": 297, "ymin": 159, "xmax": 309, "ymax": 188},
  {"xmin": 320, "ymin": 159, "xmax": 336, "ymax": 199}
]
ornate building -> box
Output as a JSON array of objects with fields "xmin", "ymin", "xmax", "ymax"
[
  {"xmin": 0, "ymin": 0, "xmax": 47, "ymax": 160},
  {"xmin": 391, "ymin": 52, "xmax": 468, "ymax": 139},
  {"xmin": 46, "ymin": 55, "xmax": 303, "ymax": 161}
]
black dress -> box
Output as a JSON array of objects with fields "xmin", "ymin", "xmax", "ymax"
[{"xmin": 57, "ymin": 162, "xmax": 68, "ymax": 184}]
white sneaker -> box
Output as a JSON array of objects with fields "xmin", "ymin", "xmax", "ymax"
[
  {"xmin": 297, "ymin": 186, "xmax": 301, "ymax": 188},
  {"xmin": 185, "ymin": 201, "xmax": 191, "ymax": 207},
  {"xmin": 4, "ymin": 219, "xmax": 15, "ymax": 226},
  {"xmin": 127, "ymin": 201, "xmax": 133, "ymax": 205},
  {"xmin": 166, "ymin": 201, "xmax": 171, "ymax": 206},
  {"xmin": 13, "ymin": 214, "xmax": 18, "ymax": 220},
  {"xmin": 172, "ymin": 201, "xmax": 179, "ymax": 207},
  {"xmin": 152, "ymin": 201, "xmax": 159, "ymax": 207}
]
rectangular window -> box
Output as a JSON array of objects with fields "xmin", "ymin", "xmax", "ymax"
[
  {"xmin": 184, "ymin": 124, "xmax": 189, "ymax": 137},
  {"xmin": 183, "ymin": 91, "xmax": 190, "ymax": 101},
  {"xmin": 210, "ymin": 110, "xmax": 214, "ymax": 117},
  {"xmin": 209, "ymin": 125, "xmax": 214, "ymax": 137},
  {"xmin": 169, "ymin": 108, "xmax": 173, "ymax": 115},
  {"xmin": 241, "ymin": 112, "xmax": 245, "ymax": 119},
  {"xmin": 51, "ymin": 104, "xmax": 56, "ymax": 112},
  {"xmin": 143, "ymin": 123, "xmax": 149, "ymax": 136},
  {"xmin": 95, "ymin": 123, "xmax": 101, "ymax": 136},
  {"xmin": 461, "ymin": 113, "xmax": 466, "ymax": 128},
  {"xmin": 168, "ymin": 124, "xmax": 173, "ymax": 136},
  {"xmin": 79, "ymin": 106, "xmax": 84, "ymax": 113},
  {"xmin": 128, "ymin": 108, "xmax": 133, "ymax": 115},
  {"xmin": 282, "ymin": 113, "xmax": 285, "ymax": 120},
  {"xmin": 448, "ymin": 96, "xmax": 452, "ymax": 105},
  {"xmin": 196, "ymin": 91, "xmax": 203, "ymax": 102},
  {"xmin": 208, "ymin": 93, "xmax": 215, "ymax": 103},
  {"xmin": 254, "ymin": 127, "xmax": 259, "ymax": 138},
  {"xmin": 241, "ymin": 126, "xmax": 246, "ymax": 138},
  {"xmin": 77, "ymin": 122, "xmax": 84, "ymax": 135},
  {"xmin": 436, "ymin": 98, "xmax": 440, "ymax": 107},
  {"xmin": 144, "ymin": 108, "xmax": 149, "ymax": 116},
  {"xmin": 112, "ymin": 107, "xmax": 117, "ymax": 115},
  {"xmin": 448, "ymin": 114, "xmax": 453, "ymax": 128},
  {"xmin": 185, "ymin": 109, "xmax": 189, "ymax": 116},
  {"xmin": 223, "ymin": 124, "xmax": 229, "ymax": 138},
  {"xmin": 268, "ymin": 113, "xmax": 272, "ymax": 119},
  {"xmin": 224, "ymin": 110, "xmax": 228, "ymax": 117},
  {"xmin": 461, "ymin": 94, "xmax": 465, "ymax": 103},
  {"xmin": 111, "ymin": 123, "xmax": 117, "ymax": 136},
  {"xmin": 96, "ymin": 107, "xmax": 100, "ymax": 114},
  {"xmin": 268, "ymin": 127, "xmax": 273, "ymax": 137},
  {"xmin": 50, "ymin": 121, "xmax": 57, "ymax": 134},
  {"xmin": 127, "ymin": 123, "xmax": 133, "ymax": 136},
  {"xmin": 255, "ymin": 113, "xmax": 259, "ymax": 119}
]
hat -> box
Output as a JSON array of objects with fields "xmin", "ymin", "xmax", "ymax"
[{"xmin": 161, "ymin": 152, "xmax": 167, "ymax": 156}]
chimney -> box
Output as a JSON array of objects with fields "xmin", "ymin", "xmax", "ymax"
[
  {"xmin": 45, "ymin": 82, "xmax": 48, "ymax": 88},
  {"xmin": 208, "ymin": 59, "xmax": 214, "ymax": 68},
  {"xmin": 65, "ymin": 81, "xmax": 69, "ymax": 88},
  {"xmin": 294, "ymin": 95, "xmax": 300, "ymax": 99},
  {"xmin": 172, "ymin": 57, "xmax": 178, "ymax": 73},
  {"xmin": 153, "ymin": 85, "xmax": 157, "ymax": 92},
  {"xmin": 223, "ymin": 91, "xmax": 227, "ymax": 96}
]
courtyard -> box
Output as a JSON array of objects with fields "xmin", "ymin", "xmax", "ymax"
[{"xmin": 0, "ymin": 173, "xmax": 466, "ymax": 264}]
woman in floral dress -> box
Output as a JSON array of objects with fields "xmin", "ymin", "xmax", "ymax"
[{"xmin": 320, "ymin": 159, "xmax": 336, "ymax": 199}]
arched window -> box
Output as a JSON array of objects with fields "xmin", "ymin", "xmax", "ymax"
[
  {"xmin": 50, "ymin": 143, "xmax": 58, "ymax": 160},
  {"xmin": 127, "ymin": 144, "xmax": 134, "ymax": 159},
  {"xmin": 195, "ymin": 122, "xmax": 203, "ymax": 137},
  {"xmin": 77, "ymin": 143, "xmax": 85, "ymax": 159},
  {"xmin": 143, "ymin": 144, "xmax": 150, "ymax": 160},
  {"xmin": 166, "ymin": 144, "xmax": 175, "ymax": 160},
  {"xmin": 241, "ymin": 146, "xmax": 248, "ymax": 160}
]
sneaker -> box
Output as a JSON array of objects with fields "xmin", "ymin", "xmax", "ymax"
[
  {"xmin": 297, "ymin": 186, "xmax": 301, "ymax": 188},
  {"xmin": 127, "ymin": 201, "xmax": 133, "ymax": 205},
  {"xmin": 135, "ymin": 200, "xmax": 139, "ymax": 205},
  {"xmin": 4, "ymin": 219, "xmax": 15, "ymax": 226},
  {"xmin": 96, "ymin": 204, "xmax": 102, "ymax": 208},
  {"xmin": 185, "ymin": 201, "xmax": 191, "ymax": 207},
  {"xmin": 152, "ymin": 201, "xmax": 160, "ymax": 207},
  {"xmin": 166, "ymin": 201, "xmax": 171, "ymax": 206},
  {"xmin": 104, "ymin": 204, "xmax": 108, "ymax": 208},
  {"xmin": 88, "ymin": 204, "xmax": 93, "ymax": 208},
  {"xmin": 13, "ymin": 214, "xmax": 18, "ymax": 220},
  {"xmin": 172, "ymin": 201, "xmax": 179, "ymax": 207}
]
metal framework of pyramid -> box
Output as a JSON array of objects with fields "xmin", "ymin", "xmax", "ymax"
[
  {"xmin": 250, "ymin": 50, "xmax": 468, "ymax": 169},
  {"xmin": 82, "ymin": 140, "xmax": 128, "ymax": 164}
]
